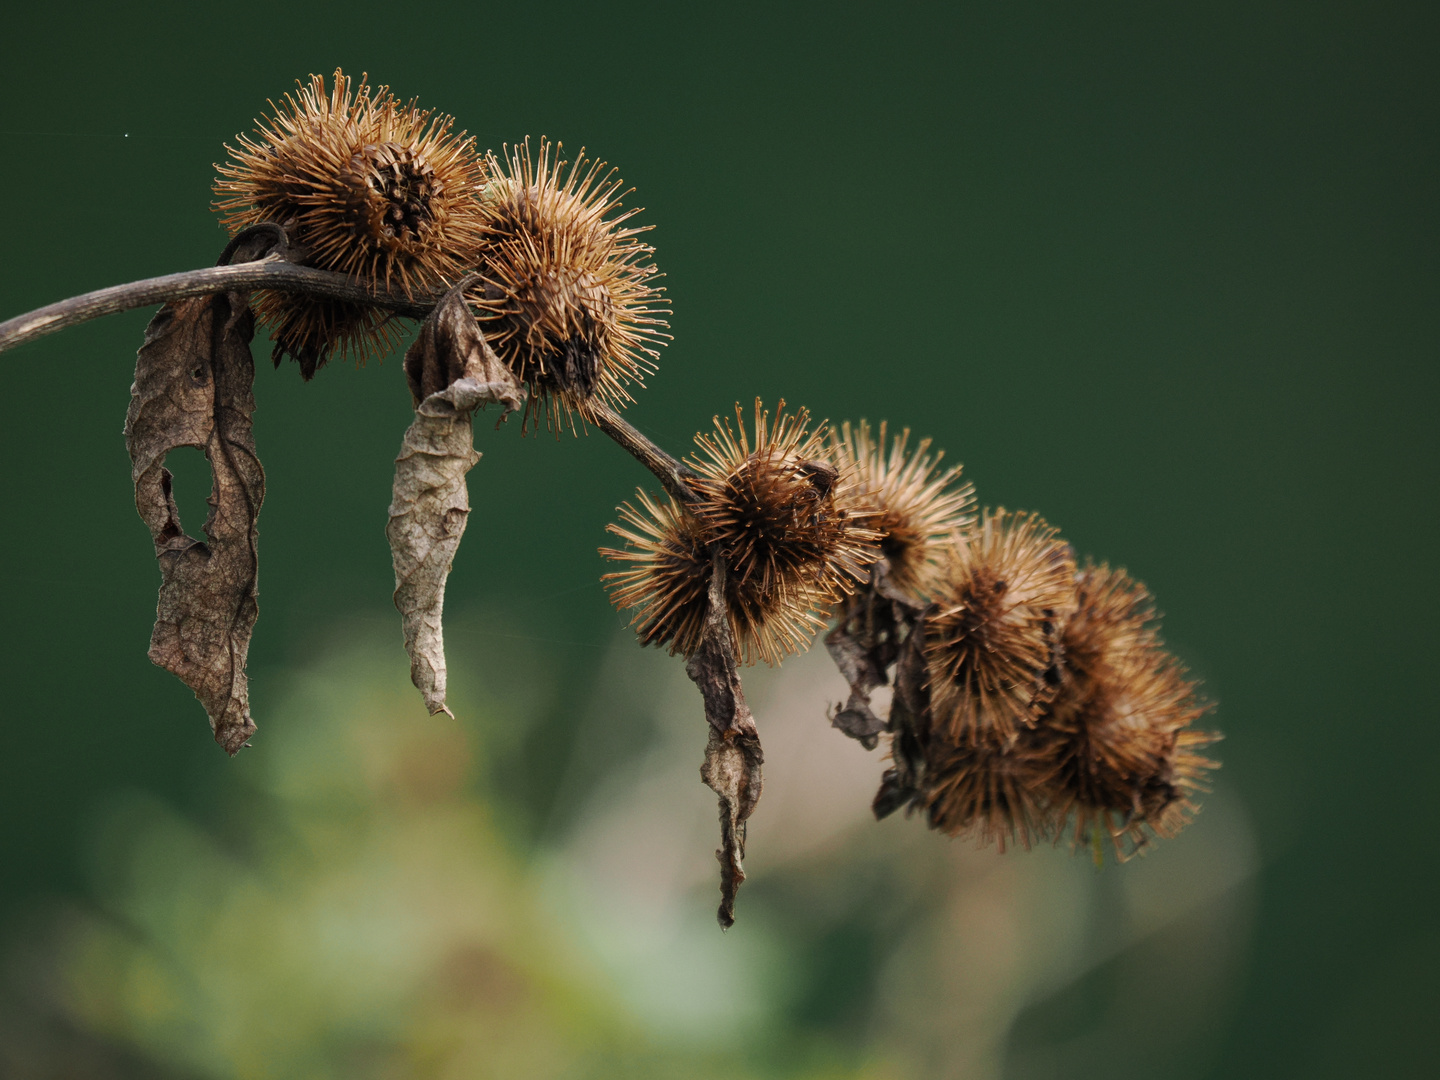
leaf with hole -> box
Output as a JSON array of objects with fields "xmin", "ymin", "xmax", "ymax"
[{"xmin": 124, "ymin": 291, "xmax": 265, "ymax": 755}]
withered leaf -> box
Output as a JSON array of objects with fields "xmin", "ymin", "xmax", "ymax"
[
  {"xmin": 388, "ymin": 288, "xmax": 523, "ymax": 716},
  {"xmin": 873, "ymin": 604, "xmax": 933, "ymax": 820},
  {"xmin": 124, "ymin": 291, "xmax": 265, "ymax": 755},
  {"xmin": 824, "ymin": 614, "xmax": 888, "ymax": 751},
  {"xmin": 686, "ymin": 555, "xmax": 764, "ymax": 929},
  {"xmin": 825, "ymin": 565, "xmax": 923, "ymax": 750},
  {"xmin": 827, "ymin": 695, "xmax": 888, "ymax": 749},
  {"xmin": 402, "ymin": 279, "xmax": 525, "ymax": 410}
]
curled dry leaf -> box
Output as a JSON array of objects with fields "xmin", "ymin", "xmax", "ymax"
[
  {"xmin": 824, "ymin": 564, "xmax": 922, "ymax": 750},
  {"xmin": 872, "ymin": 604, "xmax": 933, "ymax": 820},
  {"xmin": 824, "ymin": 615, "xmax": 888, "ymax": 749},
  {"xmin": 388, "ymin": 287, "xmax": 524, "ymax": 716},
  {"xmin": 686, "ymin": 555, "xmax": 764, "ymax": 929},
  {"xmin": 124, "ymin": 291, "xmax": 265, "ymax": 755}
]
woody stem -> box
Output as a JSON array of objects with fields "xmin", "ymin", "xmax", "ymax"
[
  {"xmin": 0, "ymin": 247, "xmax": 695, "ymax": 504},
  {"xmin": 0, "ymin": 259, "xmax": 436, "ymax": 355},
  {"xmin": 588, "ymin": 402, "xmax": 700, "ymax": 505}
]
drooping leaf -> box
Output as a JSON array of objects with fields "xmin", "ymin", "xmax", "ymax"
[
  {"xmin": 124, "ymin": 291, "xmax": 265, "ymax": 755},
  {"xmin": 387, "ymin": 287, "xmax": 523, "ymax": 716},
  {"xmin": 872, "ymin": 604, "xmax": 934, "ymax": 820},
  {"xmin": 825, "ymin": 565, "xmax": 922, "ymax": 750},
  {"xmin": 686, "ymin": 555, "xmax": 764, "ymax": 929},
  {"xmin": 824, "ymin": 613, "xmax": 890, "ymax": 750}
]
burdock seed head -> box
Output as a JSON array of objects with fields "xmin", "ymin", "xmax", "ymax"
[
  {"xmin": 921, "ymin": 731, "xmax": 1054, "ymax": 852},
  {"xmin": 923, "ymin": 510, "xmax": 1076, "ymax": 741},
  {"xmin": 600, "ymin": 486, "xmax": 841, "ymax": 666},
  {"xmin": 214, "ymin": 69, "xmax": 488, "ymax": 377},
  {"xmin": 467, "ymin": 137, "xmax": 670, "ymax": 432},
  {"xmin": 600, "ymin": 490, "xmax": 711, "ymax": 657},
  {"xmin": 679, "ymin": 399, "xmax": 882, "ymax": 665},
  {"xmin": 826, "ymin": 420, "xmax": 975, "ymax": 599},
  {"xmin": 1041, "ymin": 562, "xmax": 1220, "ymax": 859}
]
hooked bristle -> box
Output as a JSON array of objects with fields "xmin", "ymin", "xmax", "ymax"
[
  {"xmin": 601, "ymin": 491, "xmax": 711, "ymax": 657},
  {"xmin": 686, "ymin": 399, "xmax": 881, "ymax": 664},
  {"xmin": 921, "ymin": 729, "xmax": 1055, "ymax": 852}
]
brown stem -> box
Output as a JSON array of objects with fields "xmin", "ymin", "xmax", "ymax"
[
  {"xmin": 0, "ymin": 259, "xmax": 439, "ymax": 355},
  {"xmin": 0, "ymin": 257, "xmax": 698, "ymax": 510},
  {"xmin": 588, "ymin": 401, "xmax": 700, "ymax": 505}
]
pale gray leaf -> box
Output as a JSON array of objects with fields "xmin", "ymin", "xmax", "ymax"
[{"xmin": 388, "ymin": 287, "xmax": 523, "ymax": 716}]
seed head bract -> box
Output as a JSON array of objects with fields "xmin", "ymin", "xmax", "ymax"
[
  {"xmin": 600, "ymin": 491, "xmax": 711, "ymax": 658},
  {"xmin": 214, "ymin": 69, "xmax": 488, "ymax": 376}
]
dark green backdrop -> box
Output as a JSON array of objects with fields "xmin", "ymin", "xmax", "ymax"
[{"xmin": 1, "ymin": 2, "xmax": 1435, "ymax": 1075}]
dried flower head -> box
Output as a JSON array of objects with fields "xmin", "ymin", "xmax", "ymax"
[
  {"xmin": 921, "ymin": 731, "xmax": 1053, "ymax": 852},
  {"xmin": 600, "ymin": 488, "xmax": 835, "ymax": 665},
  {"xmin": 924, "ymin": 510, "xmax": 1076, "ymax": 741},
  {"xmin": 467, "ymin": 138, "xmax": 669, "ymax": 431},
  {"xmin": 668, "ymin": 400, "xmax": 881, "ymax": 665},
  {"xmin": 601, "ymin": 490, "xmax": 710, "ymax": 656},
  {"xmin": 1042, "ymin": 563, "xmax": 1220, "ymax": 858},
  {"xmin": 215, "ymin": 69, "xmax": 488, "ymax": 376},
  {"xmin": 826, "ymin": 420, "xmax": 974, "ymax": 599}
]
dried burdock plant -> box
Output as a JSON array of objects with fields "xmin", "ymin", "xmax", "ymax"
[
  {"xmin": 602, "ymin": 401, "xmax": 888, "ymax": 664},
  {"xmin": 467, "ymin": 137, "xmax": 669, "ymax": 432},
  {"xmin": 863, "ymin": 530, "xmax": 1219, "ymax": 863},
  {"xmin": 601, "ymin": 490, "xmax": 712, "ymax": 657},
  {"xmin": 826, "ymin": 421, "xmax": 975, "ymax": 599},
  {"xmin": 684, "ymin": 399, "xmax": 882, "ymax": 665},
  {"xmin": 215, "ymin": 70, "xmax": 488, "ymax": 377},
  {"xmin": 924, "ymin": 510, "xmax": 1076, "ymax": 742},
  {"xmin": 0, "ymin": 72, "xmax": 1223, "ymax": 928},
  {"xmin": 1040, "ymin": 563, "xmax": 1220, "ymax": 859}
]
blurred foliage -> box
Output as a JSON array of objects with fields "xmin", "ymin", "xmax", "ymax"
[{"xmin": 5, "ymin": 631, "xmax": 1256, "ymax": 1078}]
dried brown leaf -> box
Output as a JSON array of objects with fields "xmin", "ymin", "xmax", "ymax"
[
  {"xmin": 827, "ymin": 695, "xmax": 888, "ymax": 749},
  {"xmin": 124, "ymin": 292, "xmax": 265, "ymax": 755},
  {"xmin": 403, "ymin": 280, "xmax": 526, "ymax": 410},
  {"xmin": 825, "ymin": 566, "xmax": 923, "ymax": 750},
  {"xmin": 824, "ymin": 616, "xmax": 889, "ymax": 751},
  {"xmin": 873, "ymin": 605, "xmax": 933, "ymax": 820},
  {"xmin": 687, "ymin": 555, "xmax": 764, "ymax": 929},
  {"xmin": 388, "ymin": 288, "xmax": 523, "ymax": 716}
]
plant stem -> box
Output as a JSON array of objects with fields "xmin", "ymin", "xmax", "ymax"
[
  {"xmin": 0, "ymin": 260, "xmax": 435, "ymax": 355},
  {"xmin": 589, "ymin": 402, "xmax": 700, "ymax": 504},
  {"xmin": 0, "ymin": 260, "xmax": 697, "ymax": 505}
]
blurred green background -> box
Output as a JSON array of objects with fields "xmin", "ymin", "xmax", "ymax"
[{"xmin": 0, "ymin": 2, "xmax": 1434, "ymax": 1076}]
